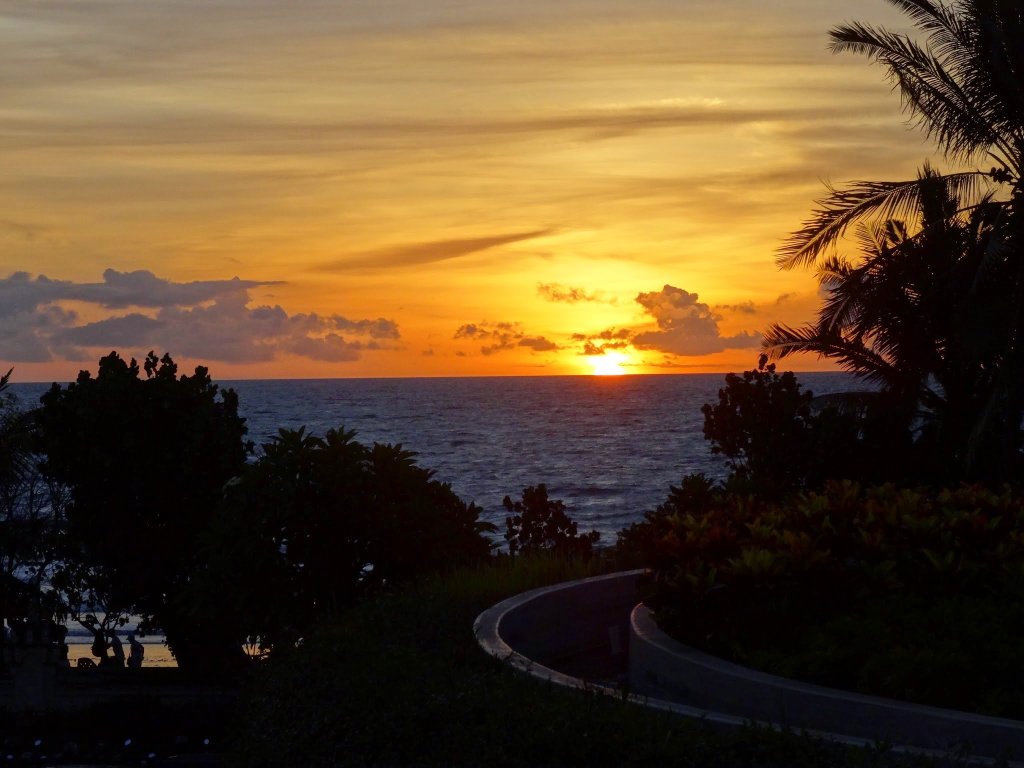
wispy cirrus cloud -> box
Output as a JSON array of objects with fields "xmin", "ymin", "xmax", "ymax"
[
  {"xmin": 318, "ymin": 230, "xmax": 553, "ymax": 271},
  {"xmin": 537, "ymin": 283, "xmax": 616, "ymax": 304}
]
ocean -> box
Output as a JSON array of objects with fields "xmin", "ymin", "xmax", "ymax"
[{"xmin": 12, "ymin": 371, "xmax": 863, "ymax": 541}]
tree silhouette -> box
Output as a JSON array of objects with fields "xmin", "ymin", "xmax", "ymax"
[
  {"xmin": 779, "ymin": 1, "xmax": 1022, "ymax": 268},
  {"xmin": 190, "ymin": 427, "xmax": 496, "ymax": 657},
  {"xmin": 502, "ymin": 484, "xmax": 599, "ymax": 558},
  {"xmin": 0, "ymin": 370, "xmax": 66, "ymax": 641},
  {"xmin": 776, "ymin": 1, "xmax": 1024, "ymax": 481},
  {"xmin": 36, "ymin": 352, "xmax": 250, "ymax": 673},
  {"xmin": 766, "ymin": 166, "xmax": 1007, "ymax": 479}
]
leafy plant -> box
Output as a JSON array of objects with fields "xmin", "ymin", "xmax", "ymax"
[
  {"xmin": 189, "ymin": 426, "xmax": 496, "ymax": 657},
  {"xmin": 701, "ymin": 356, "xmax": 876, "ymax": 496},
  {"xmin": 630, "ymin": 478, "xmax": 1024, "ymax": 715},
  {"xmin": 502, "ymin": 484, "xmax": 599, "ymax": 558}
]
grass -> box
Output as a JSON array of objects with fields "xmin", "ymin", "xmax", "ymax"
[{"xmin": 229, "ymin": 554, "xmax": 952, "ymax": 767}]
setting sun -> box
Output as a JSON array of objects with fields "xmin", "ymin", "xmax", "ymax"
[{"xmin": 589, "ymin": 352, "xmax": 629, "ymax": 376}]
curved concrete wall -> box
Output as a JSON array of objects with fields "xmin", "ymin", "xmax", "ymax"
[
  {"xmin": 477, "ymin": 571, "xmax": 1024, "ymax": 763},
  {"xmin": 630, "ymin": 603, "xmax": 1024, "ymax": 758},
  {"xmin": 474, "ymin": 570, "xmax": 643, "ymax": 687}
]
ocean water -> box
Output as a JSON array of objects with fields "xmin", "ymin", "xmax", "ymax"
[{"xmin": 12, "ymin": 372, "xmax": 863, "ymax": 541}]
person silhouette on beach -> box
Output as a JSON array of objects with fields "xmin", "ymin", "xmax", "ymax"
[
  {"xmin": 108, "ymin": 630, "xmax": 126, "ymax": 668},
  {"xmin": 89, "ymin": 626, "xmax": 109, "ymax": 664},
  {"xmin": 127, "ymin": 631, "xmax": 144, "ymax": 669}
]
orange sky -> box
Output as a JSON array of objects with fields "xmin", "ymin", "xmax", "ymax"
[{"xmin": 0, "ymin": 1, "xmax": 941, "ymax": 381}]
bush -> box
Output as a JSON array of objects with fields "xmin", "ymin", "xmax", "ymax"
[
  {"xmin": 502, "ymin": 484, "xmax": 599, "ymax": 558},
  {"xmin": 189, "ymin": 427, "xmax": 496, "ymax": 656},
  {"xmin": 700, "ymin": 356, "xmax": 881, "ymax": 497},
  {"xmin": 0, "ymin": 369, "xmax": 66, "ymax": 631},
  {"xmin": 629, "ymin": 479, "xmax": 1024, "ymax": 715}
]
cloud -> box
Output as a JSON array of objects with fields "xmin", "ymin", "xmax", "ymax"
[
  {"xmin": 518, "ymin": 336, "xmax": 558, "ymax": 352},
  {"xmin": 570, "ymin": 327, "xmax": 632, "ymax": 356},
  {"xmin": 714, "ymin": 300, "xmax": 757, "ymax": 315},
  {"xmin": 571, "ymin": 327, "xmax": 632, "ymax": 342},
  {"xmin": 537, "ymin": 283, "xmax": 615, "ymax": 304},
  {"xmin": 453, "ymin": 321, "xmax": 558, "ymax": 355},
  {"xmin": 0, "ymin": 270, "xmax": 277, "ymax": 316},
  {"xmin": 325, "ymin": 230, "xmax": 552, "ymax": 271},
  {"xmin": 631, "ymin": 285, "xmax": 760, "ymax": 356},
  {"xmin": 60, "ymin": 313, "xmax": 164, "ymax": 347},
  {"xmin": 0, "ymin": 269, "xmax": 399, "ymax": 365}
]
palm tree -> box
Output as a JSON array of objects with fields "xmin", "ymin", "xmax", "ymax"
[
  {"xmin": 779, "ymin": 1, "xmax": 1023, "ymax": 268},
  {"xmin": 775, "ymin": 0, "xmax": 1024, "ymax": 480},
  {"xmin": 766, "ymin": 168, "xmax": 1006, "ymax": 477}
]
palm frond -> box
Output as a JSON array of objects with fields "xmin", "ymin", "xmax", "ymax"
[
  {"xmin": 830, "ymin": 21, "xmax": 1005, "ymax": 162},
  {"xmin": 853, "ymin": 221, "xmax": 888, "ymax": 256},
  {"xmin": 885, "ymin": 0, "xmax": 968, "ymax": 43},
  {"xmin": 779, "ymin": 170, "xmax": 987, "ymax": 269},
  {"xmin": 819, "ymin": 261, "xmax": 873, "ymax": 333},
  {"xmin": 971, "ymin": 208, "xmax": 1013, "ymax": 292},
  {"xmin": 763, "ymin": 323, "xmax": 901, "ymax": 385},
  {"xmin": 885, "ymin": 0, "xmax": 974, "ymax": 75},
  {"xmin": 975, "ymin": 7, "xmax": 1024, "ymax": 169}
]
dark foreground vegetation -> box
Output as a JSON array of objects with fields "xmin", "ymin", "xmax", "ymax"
[
  {"xmin": 617, "ymin": 0, "xmax": 1024, "ymax": 721},
  {"xmin": 3, "ymin": 0, "xmax": 1024, "ymax": 764},
  {"xmin": 230, "ymin": 555, "xmax": 944, "ymax": 768},
  {"xmin": 0, "ymin": 352, "xmax": 986, "ymax": 767},
  {"xmin": 622, "ymin": 477, "xmax": 1024, "ymax": 717}
]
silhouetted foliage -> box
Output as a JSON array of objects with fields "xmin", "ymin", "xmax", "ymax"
[
  {"xmin": 616, "ymin": 473, "xmax": 719, "ymax": 569},
  {"xmin": 633, "ymin": 480, "xmax": 1024, "ymax": 716},
  {"xmin": 767, "ymin": 168, "xmax": 1015, "ymax": 483},
  {"xmin": 778, "ymin": 1, "xmax": 1024, "ymax": 482},
  {"xmin": 0, "ymin": 370, "xmax": 66, "ymax": 634},
  {"xmin": 699, "ymin": 356, "xmax": 885, "ymax": 497},
  {"xmin": 35, "ymin": 351, "xmax": 250, "ymax": 674},
  {"xmin": 190, "ymin": 426, "xmax": 496, "ymax": 656},
  {"xmin": 502, "ymin": 484, "xmax": 599, "ymax": 558}
]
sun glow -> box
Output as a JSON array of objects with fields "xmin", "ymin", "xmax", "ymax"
[{"xmin": 589, "ymin": 352, "xmax": 629, "ymax": 376}]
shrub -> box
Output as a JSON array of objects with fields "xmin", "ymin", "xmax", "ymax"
[
  {"xmin": 630, "ymin": 479, "xmax": 1024, "ymax": 714},
  {"xmin": 502, "ymin": 484, "xmax": 599, "ymax": 558},
  {"xmin": 189, "ymin": 427, "xmax": 496, "ymax": 656},
  {"xmin": 700, "ymin": 356, "xmax": 881, "ymax": 497},
  {"xmin": 0, "ymin": 369, "xmax": 66, "ymax": 626}
]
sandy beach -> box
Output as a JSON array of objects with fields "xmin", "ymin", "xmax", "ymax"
[{"xmin": 66, "ymin": 640, "xmax": 177, "ymax": 668}]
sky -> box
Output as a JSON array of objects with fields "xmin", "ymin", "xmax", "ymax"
[{"xmin": 0, "ymin": 0, "xmax": 941, "ymax": 381}]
